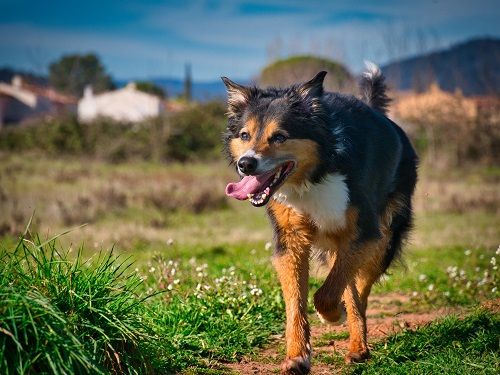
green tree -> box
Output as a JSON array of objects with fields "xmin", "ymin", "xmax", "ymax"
[
  {"xmin": 259, "ymin": 55, "xmax": 354, "ymax": 92},
  {"xmin": 135, "ymin": 81, "xmax": 167, "ymax": 98},
  {"xmin": 49, "ymin": 53, "xmax": 114, "ymax": 97}
]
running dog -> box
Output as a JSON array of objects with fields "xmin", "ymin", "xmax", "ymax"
[{"xmin": 221, "ymin": 63, "xmax": 417, "ymax": 374}]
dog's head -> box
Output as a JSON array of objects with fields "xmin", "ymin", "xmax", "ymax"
[{"xmin": 222, "ymin": 72, "xmax": 336, "ymax": 207}]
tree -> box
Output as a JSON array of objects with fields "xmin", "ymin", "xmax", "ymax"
[
  {"xmin": 135, "ymin": 81, "xmax": 167, "ymax": 98},
  {"xmin": 49, "ymin": 53, "xmax": 114, "ymax": 97},
  {"xmin": 259, "ymin": 55, "xmax": 354, "ymax": 92},
  {"xmin": 183, "ymin": 63, "xmax": 192, "ymax": 102}
]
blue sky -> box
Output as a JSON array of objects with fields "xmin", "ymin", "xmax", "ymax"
[{"xmin": 0, "ymin": 0, "xmax": 498, "ymax": 81}]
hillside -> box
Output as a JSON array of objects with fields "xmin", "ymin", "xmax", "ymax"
[{"xmin": 382, "ymin": 37, "xmax": 500, "ymax": 96}]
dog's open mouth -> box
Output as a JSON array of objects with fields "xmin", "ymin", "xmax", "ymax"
[{"xmin": 225, "ymin": 161, "xmax": 295, "ymax": 207}]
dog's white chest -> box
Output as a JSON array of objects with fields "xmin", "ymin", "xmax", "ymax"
[{"xmin": 275, "ymin": 173, "xmax": 349, "ymax": 231}]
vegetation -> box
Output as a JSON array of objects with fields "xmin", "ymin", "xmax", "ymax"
[
  {"xmin": 392, "ymin": 85, "xmax": 500, "ymax": 167},
  {"xmin": 350, "ymin": 310, "xmax": 499, "ymax": 374},
  {"xmin": 0, "ymin": 231, "xmax": 284, "ymax": 374},
  {"xmin": 135, "ymin": 81, "xmax": 167, "ymax": 98},
  {"xmin": 0, "ymin": 101, "xmax": 226, "ymax": 162},
  {"xmin": 259, "ymin": 55, "xmax": 354, "ymax": 92},
  {"xmin": 49, "ymin": 53, "xmax": 114, "ymax": 97},
  {"xmin": 0, "ymin": 81, "xmax": 498, "ymax": 373}
]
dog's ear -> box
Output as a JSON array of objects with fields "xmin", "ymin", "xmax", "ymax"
[
  {"xmin": 221, "ymin": 77, "xmax": 250, "ymax": 117},
  {"xmin": 298, "ymin": 71, "xmax": 327, "ymax": 99}
]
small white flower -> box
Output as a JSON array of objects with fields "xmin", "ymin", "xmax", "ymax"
[
  {"xmin": 492, "ymin": 287, "xmax": 498, "ymax": 293},
  {"xmin": 250, "ymin": 249, "xmax": 256, "ymax": 255},
  {"xmin": 464, "ymin": 249, "xmax": 472, "ymax": 256},
  {"xmin": 490, "ymin": 257, "xmax": 496, "ymax": 266},
  {"xmin": 167, "ymin": 284, "xmax": 173, "ymax": 290},
  {"xmin": 149, "ymin": 267, "xmax": 156, "ymax": 273},
  {"xmin": 265, "ymin": 242, "xmax": 272, "ymax": 251},
  {"xmin": 412, "ymin": 291, "xmax": 418, "ymax": 297},
  {"xmin": 496, "ymin": 245, "xmax": 500, "ymax": 256},
  {"xmin": 167, "ymin": 238, "xmax": 174, "ymax": 246},
  {"xmin": 444, "ymin": 291, "xmax": 450, "ymax": 297},
  {"xmin": 466, "ymin": 281, "xmax": 472, "ymax": 289},
  {"xmin": 428, "ymin": 284, "xmax": 434, "ymax": 291},
  {"xmin": 418, "ymin": 274, "xmax": 427, "ymax": 282},
  {"xmin": 173, "ymin": 279, "xmax": 180, "ymax": 284}
]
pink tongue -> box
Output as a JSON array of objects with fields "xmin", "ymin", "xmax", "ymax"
[{"xmin": 225, "ymin": 171, "xmax": 275, "ymax": 200}]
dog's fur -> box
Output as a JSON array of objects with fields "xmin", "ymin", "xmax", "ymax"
[{"xmin": 221, "ymin": 63, "xmax": 417, "ymax": 374}]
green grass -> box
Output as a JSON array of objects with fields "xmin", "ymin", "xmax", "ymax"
[
  {"xmin": 1, "ymin": 154, "xmax": 499, "ymax": 373},
  {"xmin": 350, "ymin": 309, "xmax": 500, "ymax": 375},
  {"xmin": 0, "ymin": 230, "xmax": 284, "ymax": 374}
]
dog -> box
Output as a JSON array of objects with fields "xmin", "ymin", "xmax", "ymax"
[{"xmin": 221, "ymin": 63, "xmax": 417, "ymax": 374}]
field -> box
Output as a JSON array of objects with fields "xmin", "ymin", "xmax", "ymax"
[{"xmin": 0, "ymin": 151, "xmax": 499, "ymax": 374}]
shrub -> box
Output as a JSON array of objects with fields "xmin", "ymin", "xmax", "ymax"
[{"xmin": 0, "ymin": 100, "xmax": 227, "ymax": 162}]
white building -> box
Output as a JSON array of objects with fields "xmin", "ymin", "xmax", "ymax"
[{"xmin": 78, "ymin": 82, "xmax": 164, "ymax": 123}]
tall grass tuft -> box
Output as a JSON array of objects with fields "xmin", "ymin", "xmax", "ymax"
[
  {"xmin": 0, "ymin": 231, "xmax": 159, "ymax": 374},
  {"xmin": 0, "ymin": 229, "xmax": 285, "ymax": 373}
]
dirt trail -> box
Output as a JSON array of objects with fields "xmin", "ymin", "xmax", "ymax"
[{"xmin": 224, "ymin": 293, "xmax": 460, "ymax": 375}]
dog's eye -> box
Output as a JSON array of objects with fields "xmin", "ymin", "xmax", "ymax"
[
  {"xmin": 271, "ymin": 133, "xmax": 287, "ymax": 144},
  {"xmin": 240, "ymin": 132, "xmax": 250, "ymax": 141}
]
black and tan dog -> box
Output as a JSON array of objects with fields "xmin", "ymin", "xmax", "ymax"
[{"xmin": 222, "ymin": 63, "xmax": 417, "ymax": 374}]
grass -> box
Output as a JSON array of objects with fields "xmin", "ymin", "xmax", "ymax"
[
  {"xmin": 0, "ymin": 229, "xmax": 284, "ymax": 374},
  {"xmin": 350, "ymin": 309, "xmax": 500, "ymax": 375},
  {"xmin": 0, "ymin": 153, "xmax": 499, "ymax": 373}
]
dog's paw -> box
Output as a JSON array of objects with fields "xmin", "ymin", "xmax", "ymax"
[
  {"xmin": 315, "ymin": 304, "xmax": 346, "ymax": 325},
  {"xmin": 344, "ymin": 350, "xmax": 370, "ymax": 364},
  {"xmin": 280, "ymin": 355, "xmax": 311, "ymax": 375}
]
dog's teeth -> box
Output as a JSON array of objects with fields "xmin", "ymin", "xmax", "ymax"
[
  {"xmin": 261, "ymin": 193, "xmax": 267, "ymax": 199},
  {"xmin": 247, "ymin": 193, "xmax": 254, "ymax": 199},
  {"xmin": 264, "ymin": 187, "xmax": 270, "ymax": 194}
]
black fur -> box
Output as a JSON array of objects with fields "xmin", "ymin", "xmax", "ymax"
[{"xmin": 359, "ymin": 64, "xmax": 391, "ymax": 115}]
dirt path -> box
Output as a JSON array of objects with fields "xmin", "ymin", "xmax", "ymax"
[{"xmin": 224, "ymin": 293, "xmax": 460, "ymax": 374}]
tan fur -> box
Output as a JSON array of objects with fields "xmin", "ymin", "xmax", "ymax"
[
  {"xmin": 278, "ymin": 140, "xmax": 319, "ymax": 185},
  {"xmin": 269, "ymin": 200, "xmax": 315, "ymax": 363},
  {"xmin": 228, "ymin": 119, "xmax": 320, "ymax": 182},
  {"xmin": 271, "ymin": 195, "xmax": 406, "ymax": 368}
]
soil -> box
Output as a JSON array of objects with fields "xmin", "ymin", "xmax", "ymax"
[{"xmin": 223, "ymin": 293, "xmax": 464, "ymax": 375}]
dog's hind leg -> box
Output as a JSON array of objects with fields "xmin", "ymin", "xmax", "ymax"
[
  {"xmin": 343, "ymin": 281, "xmax": 370, "ymax": 363},
  {"xmin": 269, "ymin": 201, "xmax": 314, "ymax": 375},
  {"xmin": 344, "ymin": 231, "xmax": 391, "ymax": 363}
]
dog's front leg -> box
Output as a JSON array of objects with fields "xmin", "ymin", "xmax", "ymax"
[{"xmin": 269, "ymin": 202, "xmax": 313, "ymax": 375}]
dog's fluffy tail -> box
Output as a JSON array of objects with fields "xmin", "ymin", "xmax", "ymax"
[{"xmin": 359, "ymin": 61, "xmax": 391, "ymax": 115}]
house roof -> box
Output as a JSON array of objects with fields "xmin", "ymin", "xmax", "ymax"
[{"xmin": 0, "ymin": 76, "xmax": 76, "ymax": 106}]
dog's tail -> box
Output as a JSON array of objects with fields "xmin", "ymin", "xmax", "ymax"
[{"xmin": 359, "ymin": 61, "xmax": 391, "ymax": 115}]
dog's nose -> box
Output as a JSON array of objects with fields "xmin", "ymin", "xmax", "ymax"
[{"xmin": 238, "ymin": 156, "xmax": 258, "ymax": 175}]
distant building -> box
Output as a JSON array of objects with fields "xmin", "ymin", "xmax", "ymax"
[
  {"xmin": 0, "ymin": 76, "xmax": 76, "ymax": 127},
  {"xmin": 78, "ymin": 83, "xmax": 164, "ymax": 123}
]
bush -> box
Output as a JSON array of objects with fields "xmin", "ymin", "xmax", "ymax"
[
  {"xmin": 0, "ymin": 101, "xmax": 227, "ymax": 162},
  {"xmin": 392, "ymin": 85, "xmax": 500, "ymax": 168}
]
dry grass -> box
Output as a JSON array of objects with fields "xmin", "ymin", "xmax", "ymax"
[{"xmin": 0, "ymin": 153, "xmax": 231, "ymax": 239}]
